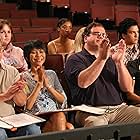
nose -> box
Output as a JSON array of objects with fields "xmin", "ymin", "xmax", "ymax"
[
  {"xmin": 4, "ymin": 32, "xmax": 8, "ymax": 37},
  {"xmin": 134, "ymin": 31, "xmax": 139, "ymax": 38},
  {"xmin": 36, "ymin": 51, "xmax": 41, "ymax": 56},
  {"xmin": 65, "ymin": 28, "xmax": 70, "ymax": 32}
]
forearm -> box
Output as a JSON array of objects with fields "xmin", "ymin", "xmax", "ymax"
[
  {"xmin": 127, "ymin": 91, "xmax": 140, "ymax": 104},
  {"xmin": 116, "ymin": 61, "xmax": 133, "ymax": 92},
  {"xmin": 78, "ymin": 58, "xmax": 106, "ymax": 88},
  {"xmin": 13, "ymin": 92, "xmax": 27, "ymax": 106},
  {"xmin": 26, "ymin": 83, "xmax": 42, "ymax": 110},
  {"xmin": 0, "ymin": 94, "xmax": 6, "ymax": 101},
  {"xmin": 46, "ymin": 85, "xmax": 65, "ymax": 104}
]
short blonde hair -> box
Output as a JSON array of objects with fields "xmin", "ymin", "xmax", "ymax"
[{"xmin": 73, "ymin": 27, "xmax": 86, "ymax": 53}]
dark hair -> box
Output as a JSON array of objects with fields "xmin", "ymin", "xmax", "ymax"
[
  {"xmin": 57, "ymin": 18, "xmax": 72, "ymax": 28},
  {"xmin": 118, "ymin": 18, "xmax": 139, "ymax": 40},
  {"xmin": 23, "ymin": 40, "xmax": 46, "ymax": 68},
  {"xmin": 82, "ymin": 22, "xmax": 104, "ymax": 44}
]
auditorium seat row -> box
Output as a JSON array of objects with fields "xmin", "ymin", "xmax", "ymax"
[
  {"xmin": 0, "ymin": 0, "xmax": 140, "ymax": 26},
  {"xmin": 8, "ymin": 17, "xmax": 59, "ymax": 29}
]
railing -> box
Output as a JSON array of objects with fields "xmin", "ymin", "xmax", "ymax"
[{"xmin": 8, "ymin": 122, "xmax": 140, "ymax": 140}]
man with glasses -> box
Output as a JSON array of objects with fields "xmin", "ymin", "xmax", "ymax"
[
  {"xmin": 0, "ymin": 44, "xmax": 41, "ymax": 139},
  {"xmin": 64, "ymin": 22, "xmax": 140, "ymax": 130}
]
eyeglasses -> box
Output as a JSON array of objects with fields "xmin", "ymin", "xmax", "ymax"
[{"xmin": 90, "ymin": 32, "xmax": 107, "ymax": 39}]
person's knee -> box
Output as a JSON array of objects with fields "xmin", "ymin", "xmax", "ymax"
[
  {"xmin": 51, "ymin": 112, "xmax": 66, "ymax": 123},
  {"xmin": 66, "ymin": 122, "xmax": 74, "ymax": 129},
  {"xmin": 25, "ymin": 124, "xmax": 41, "ymax": 135},
  {"xmin": 0, "ymin": 128, "xmax": 7, "ymax": 140},
  {"xmin": 84, "ymin": 116, "xmax": 108, "ymax": 127}
]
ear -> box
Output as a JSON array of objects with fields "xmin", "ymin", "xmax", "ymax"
[
  {"xmin": 84, "ymin": 35, "xmax": 88, "ymax": 43},
  {"xmin": 122, "ymin": 33, "xmax": 126, "ymax": 39},
  {"xmin": 57, "ymin": 27, "xmax": 60, "ymax": 32}
]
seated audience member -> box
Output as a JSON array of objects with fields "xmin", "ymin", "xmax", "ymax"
[
  {"xmin": 47, "ymin": 18, "xmax": 74, "ymax": 62},
  {"xmin": 126, "ymin": 57, "xmax": 140, "ymax": 104},
  {"xmin": 22, "ymin": 40, "xmax": 74, "ymax": 132},
  {"xmin": 0, "ymin": 44, "xmax": 41, "ymax": 140},
  {"xmin": 113, "ymin": 18, "xmax": 140, "ymax": 103},
  {"xmin": 66, "ymin": 27, "xmax": 85, "ymax": 60},
  {"xmin": 114, "ymin": 18, "xmax": 140, "ymax": 65},
  {"xmin": 64, "ymin": 22, "xmax": 140, "ymax": 128},
  {"xmin": 74, "ymin": 27, "xmax": 85, "ymax": 53},
  {"xmin": 0, "ymin": 19, "xmax": 28, "ymax": 72}
]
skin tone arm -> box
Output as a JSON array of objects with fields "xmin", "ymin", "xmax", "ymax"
[
  {"xmin": 12, "ymin": 76, "xmax": 27, "ymax": 106},
  {"xmin": 47, "ymin": 41, "xmax": 57, "ymax": 54},
  {"xmin": 78, "ymin": 39, "xmax": 111, "ymax": 88},
  {"xmin": 43, "ymin": 68, "xmax": 65, "ymax": 103},
  {"xmin": 0, "ymin": 78, "xmax": 27, "ymax": 106},
  {"xmin": 112, "ymin": 40, "xmax": 133, "ymax": 92},
  {"xmin": 127, "ymin": 91, "xmax": 140, "ymax": 104},
  {"xmin": 26, "ymin": 67, "xmax": 65, "ymax": 110}
]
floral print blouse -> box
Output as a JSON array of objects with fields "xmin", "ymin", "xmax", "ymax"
[{"xmin": 22, "ymin": 69, "xmax": 67, "ymax": 114}]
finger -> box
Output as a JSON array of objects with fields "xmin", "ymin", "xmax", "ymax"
[{"xmin": 10, "ymin": 127, "xmax": 17, "ymax": 132}]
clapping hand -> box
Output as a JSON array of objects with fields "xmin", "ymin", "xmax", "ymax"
[
  {"xmin": 99, "ymin": 37, "xmax": 111, "ymax": 60},
  {"xmin": 12, "ymin": 75, "xmax": 28, "ymax": 106},
  {"xmin": 37, "ymin": 66, "xmax": 44, "ymax": 84},
  {"xmin": 0, "ymin": 76, "xmax": 26, "ymax": 102},
  {"xmin": 111, "ymin": 39, "xmax": 126, "ymax": 63},
  {"xmin": 36, "ymin": 66, "xmax": 49, "ymax": 88}
]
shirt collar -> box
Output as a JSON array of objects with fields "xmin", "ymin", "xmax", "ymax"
[
  {"xmin": 82, "ymin": 48, "xmax": 96, "ymax": 58},
  {"xmin": 126, "ymin": 44, "xmax": 139, "ymax": 51}
]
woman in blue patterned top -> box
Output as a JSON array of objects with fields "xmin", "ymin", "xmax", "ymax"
[{"xmin": 22, "ymin": 40, "xmax": 74, "ymax": 132}]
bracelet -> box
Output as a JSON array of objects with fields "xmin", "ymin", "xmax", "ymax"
[{"xmin": 47, "ymin": 84, "xmax": 52, "ymax": 89}]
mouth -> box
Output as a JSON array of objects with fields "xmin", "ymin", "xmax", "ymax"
[{"xmin": 34, "ymin": 59, "xmax": 44, "ymax": 62}]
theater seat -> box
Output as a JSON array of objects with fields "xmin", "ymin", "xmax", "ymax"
[
  {"xmin": 44, "ymin": 54, "xmax": 71, "ymax": 107},
  {"xmin": 106, "ymin": 30, "xmax": 118, "ymax": 45},
  {"xmin": 91, "ymin": 5, "xmax": 115, "ymax": 21},
  {"xmin": 10, "ymin": 10, "xmax": 37, "ymax": 18},
  {"xmin": 70, "ymin": 0, "xmax": 91, "ymax": 13},
  {"xmin": 9, "ymin": 18, "xmax": 31, "ymax": 27},
  {"xmin": 45, "ymin": 54, "xmax": 64, "ymax": 76},
  {"xmin": 14, "ymin": 32, "xmax": 50, "ymax": 43},
  {"xmin": 31, "ymin": 17, "xmax": 59, "ymax": 28},
  {"xmin": 115, "ymin": 5, "xmax": 139, "ymax": 25},
  {"xmin": 22, "ymin": 27, "xmax": 54, "ymax": 33},
  {"xmin": 0, "ymin": 10, "xmax": 10, "ymax": 18},
  {"xmin": 52, "ymin": 0, "xmax": 70, "ymax": 7}
]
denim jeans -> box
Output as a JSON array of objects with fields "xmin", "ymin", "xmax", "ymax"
[{"xmin": 0, "ymin": 124, "xmax": 41, "ymax": 140}]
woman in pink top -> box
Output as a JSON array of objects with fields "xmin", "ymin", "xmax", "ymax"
[{"xmin": 0, "ymin": 19, "xmax": 28, "ymax": 72}]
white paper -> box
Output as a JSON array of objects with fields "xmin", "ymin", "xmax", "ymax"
[
  {"xmin": 36, "ymin": 104, "xmax": 106, "ymax": 116},
  {"xmin": 0, "ymin": 113, "xmax": 45, "ymax": 128},
  {"xmin": 0, "ymin": 119, "xmax": 13, "ymax": 129},
  {"xmin": 72, "ymin": 104, "xmax": 106, "ymax": 115}
]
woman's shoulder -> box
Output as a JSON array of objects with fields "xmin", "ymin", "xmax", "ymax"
[
  {"xmin": 45, "ymin": 69, "xmax": 57, "ymax": 75},
  {"xmin": 48, "ymin": 39, "xmax": 58, "ymax": 46},
  {"xmin": 12, "ymin": 45, "xmax": 23, "ymax": 53}
]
